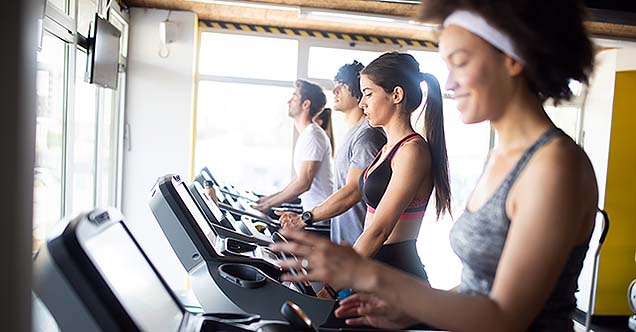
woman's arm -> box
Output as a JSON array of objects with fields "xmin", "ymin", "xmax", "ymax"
[
  {"xmin": 273, "ymin": 146, "xmax": 595, "ymax": 332},
  {"xmin": 353, "ymin": 141, "xmax": 430, "ymax": 257},
  {"xmin": 353, "ymin": 148, "xmax": 593, "ymax": 331}
]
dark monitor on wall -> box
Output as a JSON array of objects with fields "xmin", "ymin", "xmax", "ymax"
[{"xmin": 86, "ymin": 13, "xmax": 121, "ymax": 89}]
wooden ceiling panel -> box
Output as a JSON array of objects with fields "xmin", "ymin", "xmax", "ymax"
[
  {"xmin": 123, "ymin": 0, "xmax": 636, "ymax": 41},
  {"xmin": 124, "ymin": 0, "xmax": 438, "ymax": 41},
  {"xmin": 586, "ymin": 21, "xmax": 636, "ymax": 40}
]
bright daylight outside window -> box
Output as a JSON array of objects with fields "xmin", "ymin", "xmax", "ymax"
[
  {"xmin": 199, "ymin": 33, "xmax": 298, "ymax": 81},
  {"xmin": 34, "ymin": 33, "xmax": 66, "ymax": 252},
  {"xmin": 196, "ymin": 81, "xmax": 295, "ymax": 193},
  {"xmin": 95, "ymin": 87, "xmax": 120, "ymax": 207},
  {"xmin": 70, "ymin": 50, "xmax": 98, "ymax": 215},
  {"xmin": 196, "ymin": 33, "xmax": 298, "ymax": 193},
  {"xmin": 307, "ymin": 47, "xmax": 382, "ymax": 80}
]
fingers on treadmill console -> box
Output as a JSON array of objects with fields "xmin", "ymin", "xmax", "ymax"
[
  {"xmin": 336, "ymin": 293, "xmax": 380, "ymax": 317},
  {"xmin": 276, "ymin": 258, "xmax": 305, "ymax": 273},
  {"xmin": 271, "ymin": 230, "xmax": 365, "ymax": 289},
  {"xmin": 269, "ymin": 234, "xmax": 315, "ymax": 257},
  {"xmin": 337, "ymin": 293, "xmax": 416, "ymax": 329}
]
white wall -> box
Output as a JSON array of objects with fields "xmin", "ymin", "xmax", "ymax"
[
  {"xmin": 582, "ymin": 50, "xmax": 617, "ymax": 208},
  {"xmin": 122, "ymin": 8, "xmax": 197, "ymax": 293},
  {"xmin": 616, "ymin": 48, "xmax": 636, "ymax": 71}
]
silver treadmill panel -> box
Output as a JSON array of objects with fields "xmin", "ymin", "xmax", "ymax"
[{"xmin": 83, "ymin": 223, "xmax": 183, "ymax": 331}]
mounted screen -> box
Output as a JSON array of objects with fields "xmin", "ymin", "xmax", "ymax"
[{"xmin": 86, "ymin": 14, "xmax": 121, "ymax": 89}]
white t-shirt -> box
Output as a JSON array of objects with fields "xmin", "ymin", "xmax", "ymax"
[{"xmin": 294, "ymin": 123, "xmax": 333, "ymax": 210}]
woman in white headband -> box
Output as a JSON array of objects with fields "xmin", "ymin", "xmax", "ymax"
[{"xmin": 272, "ymin": 0, "xmax": 597, "ymax": 331}]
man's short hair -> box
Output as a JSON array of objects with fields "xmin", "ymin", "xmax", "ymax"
[
  {"xmin": 334, "ymin": 60, "xmax": 365, "ymax": 101},
  {"xmin": 295, "ymin": 79, "xmax": 326, "ymax": 118}
]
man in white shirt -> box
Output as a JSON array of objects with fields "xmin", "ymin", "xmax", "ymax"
[
  {"xmin": 254, "ymin": 80, "xmax": 333, "ymax": 212},
  {"xmin": 277, "ymin": 61, "xmax": 386, "ymax": 245}
]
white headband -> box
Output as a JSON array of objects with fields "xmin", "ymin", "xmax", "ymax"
[{"xmin": 443, "ymin": 10, "xmax": 524, "ymax": 64}]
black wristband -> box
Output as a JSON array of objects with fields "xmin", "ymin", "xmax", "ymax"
[{"xmin": 301, "ymin": 210, "xmax": 314, "ymax": 226}]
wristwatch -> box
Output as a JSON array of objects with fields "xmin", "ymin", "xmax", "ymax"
[{"xmin": 300, "ymin": 210, "xmax": 314, "ymax": 226}]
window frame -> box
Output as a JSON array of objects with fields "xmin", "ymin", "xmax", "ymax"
[{"xmin": 35, "ymin": 0, "xmax": 129, "ymax": 225}]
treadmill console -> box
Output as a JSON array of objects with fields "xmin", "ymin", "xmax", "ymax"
[
  {"xmin": 34, "ymin": 208, "xmax": 186, "ymax": 331},
  {"xmin": 33, "ymin": 208, "xmax": 308, "ymax": 332}
]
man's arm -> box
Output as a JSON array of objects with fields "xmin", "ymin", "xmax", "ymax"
[
  {"xmin": 280, "ymin": 167, "xmax": 363, "ymax": 229},
  {"xmin": 280, "ymin": 125, "xmax": 384, "ymax": 229},
  {"xmin": 312, "ymin": 166, "xmax": 362, "ymax": 220},
  {"xmin": 254, "ymin": 160, "xmax": 320, "ymax": 211}
]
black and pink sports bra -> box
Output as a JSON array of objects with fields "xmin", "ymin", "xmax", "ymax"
[{"xmin": 358, "ymin": 133, "xmax": 428, "ymax": 220}]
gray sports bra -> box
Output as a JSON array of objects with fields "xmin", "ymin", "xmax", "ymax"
[{"xmin": 449, "ymin": 127, "xmax": 590, "ymax": 331}]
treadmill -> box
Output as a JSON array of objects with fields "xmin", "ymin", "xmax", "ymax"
[
  {"xmin": 149, "ymin": 174, "xmax": 335, "ymax": 325},
  {"xmin": 190, "ymin": 180, "xmax": 272, "ymax": 246},
  {"xmin": 194, "ymin": 172, "xmax": 280, "ymax": 235},
  {"xmin": 195, "ymin": 167, "xmax": 279, "ymax": 228},
  {"xmin": 195, "ymin": 169, "xmax": 329, "ymax": 237},
  {"xmin": 200, "ymin": 167, "xmax": 260, "ymax": 203},
  {"xmin": 32, "ymin": 208, "xmax": 303, "ymax": 332}
]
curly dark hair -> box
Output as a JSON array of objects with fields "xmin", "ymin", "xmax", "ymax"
[
  {"xmin": 334, "ymin": 60, "xmax": 365, "ymax": 101},
  {"xmin": 417, "ymin": 0, "xmax": 594, "ymax": 103}
]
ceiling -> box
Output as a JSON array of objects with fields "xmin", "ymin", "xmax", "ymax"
[{"xmin": 122, "ymin": 0, "xmax": 636, "ymax": 42}]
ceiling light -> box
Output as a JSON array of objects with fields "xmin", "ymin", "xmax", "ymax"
[
  {"xmin": 186, "ymin": 0, "xmax": 300, "ymax": 12},
  {"xmin": 592, "ymin": 36, "xmax": 636, "ymax": 49},
  {"xmin": 300, "ymin": 8, "xmax": 437, "ymax": 30}
]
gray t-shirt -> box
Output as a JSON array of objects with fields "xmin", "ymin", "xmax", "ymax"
[{"xmin": 331, "ymin": 119, "xmax": 386, "ymax": 245}]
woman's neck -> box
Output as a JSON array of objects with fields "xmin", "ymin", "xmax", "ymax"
[
  {"xmin": 382, "ymin": 112, "xmax": 416, "ymax": 147},
  {"xmin": 491, "ymin": 92, "xmax": 553, "ymax": 152}
]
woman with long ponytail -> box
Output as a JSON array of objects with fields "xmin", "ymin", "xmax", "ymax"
[{"xmin": 281, "ymin": 52, "xmax": 452, "ymax": 300}]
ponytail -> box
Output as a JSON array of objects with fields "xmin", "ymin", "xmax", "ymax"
[
  {"xmin": 421, "ymin": 73, "xmax": 451, "ymax": 219},
  {"xmin": 314, "ymin": 108, "xmax": 335, "ymax": 157}
]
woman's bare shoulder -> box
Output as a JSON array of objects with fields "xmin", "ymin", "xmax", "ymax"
[
  {"xmin": 393, "ymin": 137, "xmax": 431, "ymax": 168},
  {"xmin": 519, "ymin": 134, "xmax": 598, "ymax": 209}
]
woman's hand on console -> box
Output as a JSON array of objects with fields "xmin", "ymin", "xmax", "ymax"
[
  {"xmin": 269, "ymin": 229, "xmax": 370, "ymax": 291},
  {"xmin": 335, "ymin": 293, "xmax": 418, "ymax": 329}
]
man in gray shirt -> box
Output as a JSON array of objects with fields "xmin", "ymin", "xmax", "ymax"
[{"xmin": 278, "ymin": 61, "xmax": 386, "ymax": 245}]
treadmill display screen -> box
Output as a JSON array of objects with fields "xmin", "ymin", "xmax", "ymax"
[
  {"xmin": 84, "ymin": 224, "xmax": 183, "ymax": 331},
  {"xmin": 195, "ymin": 182, "xmax": 226, "ymax": 222},
  {"xmin": 175, "ymin": 182, "xmax": 218, "ymax": 247}
]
